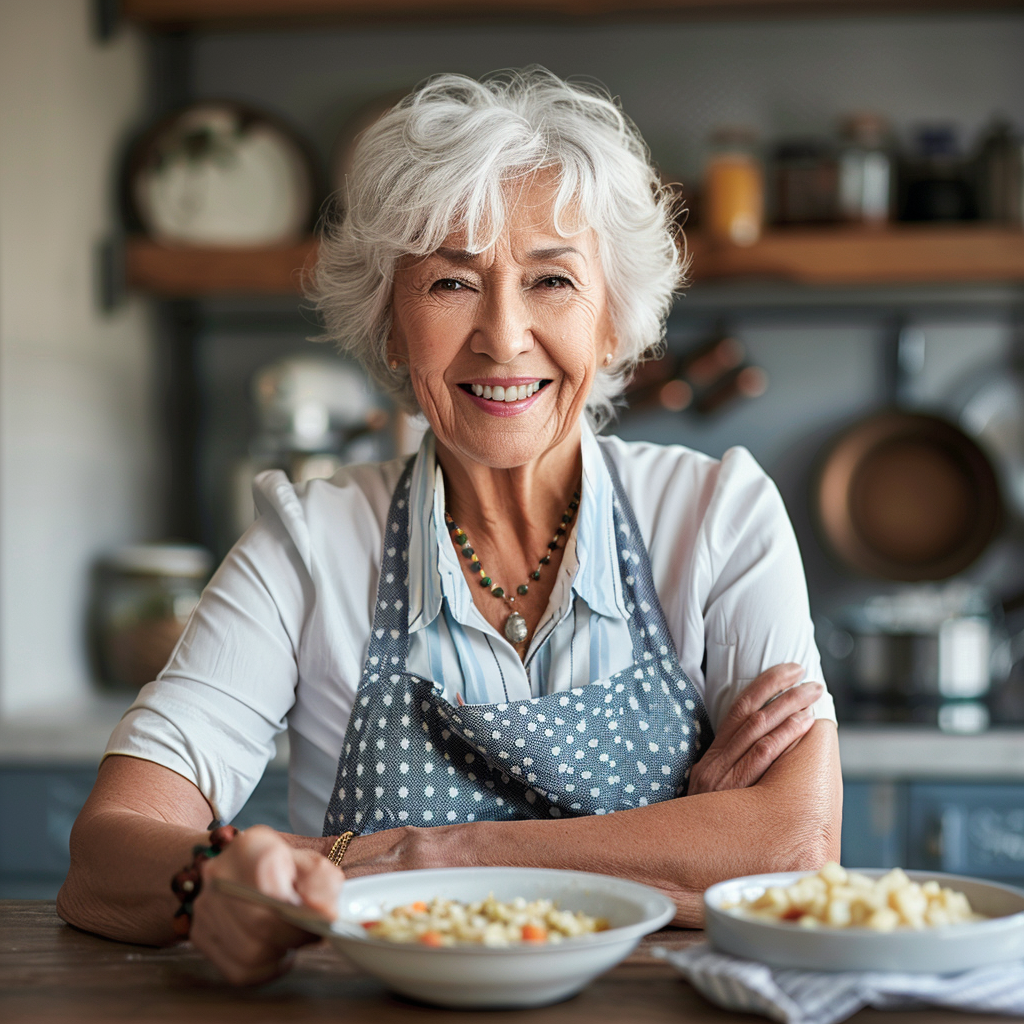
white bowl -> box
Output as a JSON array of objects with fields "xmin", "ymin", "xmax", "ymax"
[
  {"xmin": 705, "ymin": 869, "xmax": 1024, "ymax": 973},
  {"xmin": 307, "ymin": 867, "xmax": 674, "ymax": 1007}
]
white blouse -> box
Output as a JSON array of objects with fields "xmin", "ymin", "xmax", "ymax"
[{"xmin": 106, "ymin": 424, "xmax": 835, "ymax": 835}]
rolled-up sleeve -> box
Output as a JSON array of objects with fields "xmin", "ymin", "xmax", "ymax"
[
  {"xmin": 699, "ymin": 447, "xmax": 837, "ymax": 731},
  {"xmin": 104, "ymin": 471, "xmax": 311, "ymax": 822}
]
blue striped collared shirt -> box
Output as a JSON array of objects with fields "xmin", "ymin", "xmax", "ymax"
[{"xmin": 405, "ymin": 424, "xmax": 636, "ymax": 704}]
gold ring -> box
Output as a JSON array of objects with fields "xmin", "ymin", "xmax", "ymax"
[{"xmin": 327, "ymin": 830, "xmax": 356, "ymax": 868}]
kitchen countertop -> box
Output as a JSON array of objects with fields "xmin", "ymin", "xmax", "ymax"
[
  {"xmin": 838, "ymin": 725, "xmax": 1024, "ymax": 779},
  {"xmin": 0, "ymin": 696, "xmax": 289, "ymax": 767},
  {"xmin": 3, "ymin": 699, "xmax": 1024, "ymax": 779},
  {"xmin": 0, "ymin": 901, "xmax": 1001, "ymax": 1024}
]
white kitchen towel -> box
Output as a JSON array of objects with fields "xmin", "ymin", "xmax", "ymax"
[{"xmin": 654, "ymin": 943, "xmax": 1024, "ymax": 1024}]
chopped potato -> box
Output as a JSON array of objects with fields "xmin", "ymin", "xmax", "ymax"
[{"xmin": 722, "ymin": 863, "xmax": 985, "ymax": 931}]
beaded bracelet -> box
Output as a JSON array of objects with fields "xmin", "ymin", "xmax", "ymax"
[{"xmin": 170, "ymin": 823, "xmax": 239, "ymax": 938}]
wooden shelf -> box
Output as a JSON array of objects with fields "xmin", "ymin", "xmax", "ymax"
[
  {"xmin": 121, "ymin": 0, "xmax": 1024, "ymax": 28},
  {"xmin": 124, "ymin": 227, "xmax": 1024, "ymax": 298},
  {"xmin": 685, "ymin": 225, "xmax": 1024, "ymax": 286},
  {"xmin": 124, "ymin": 238, "xmax": 318, "ymax": 296}
]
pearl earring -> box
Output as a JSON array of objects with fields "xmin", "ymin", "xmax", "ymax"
[{"xmin": 603, "ymin": 352, "xmax": 613, "ymax": 366}]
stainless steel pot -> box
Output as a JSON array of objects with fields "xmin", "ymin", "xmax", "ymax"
[{"xmin": 823, "ymin": 584, "xmax": 1024, "ymax": 731}]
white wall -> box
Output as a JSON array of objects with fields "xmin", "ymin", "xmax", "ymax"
[{"xmin": 0, "ymin": 1, "xmax": 159, "ymax": 716}]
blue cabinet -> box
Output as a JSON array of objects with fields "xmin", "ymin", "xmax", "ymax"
[
  {"xmin": 840, "ymin": 780, "xmax": 907, "ymax": 869},
  {"xmin": 841, "ymin": 779, "xmax": 1024, "ymax": 887},
  {"xmin": 0, "ymin": 767, "xmax": 97, "ymax": 896},
  {"xmin": 907, "ymin": 783, "xmax": 1024, "ymax": 884},
  {"xmin": 0, "ymin": 765, "xmax": 291, "ymax": 898}
]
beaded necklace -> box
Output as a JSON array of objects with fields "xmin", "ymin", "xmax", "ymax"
[{"xmin": 444, "ymin": 488, "xmax": 581, "ymax": 645}]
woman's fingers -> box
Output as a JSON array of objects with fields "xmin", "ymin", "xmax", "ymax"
[
  {"xmin": 722, "ymin": 680, "xmax": 824, "ymax": 766},
  {"xmin": 293, "ymin": 848, "xmax": 342, "ymax": 921},
  {"xmin": 710, "ymin": 707, "xmax": 817, "ymax": 791},
  {"xmin": 191, "ymin": 826, "xmax": 330, "ymax": 985},
  {"xmin": 714, "ymin": 663, "xmax": 805, "ymax": 746},
  {"xmin": 192, "ymin": 901, "xmax": 300, "ymax": 985},
  {"xmin": 688, "ymin": 668, "xmax": 824, "ymax": 795},
  {"xmin": 689, "ymin": 701, "xmax": 818, "ymax": 795}
]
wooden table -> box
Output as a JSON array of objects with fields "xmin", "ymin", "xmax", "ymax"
[{"xmin": 0, "ymin": 901, "xmax": 1001, "ymax": 1023}]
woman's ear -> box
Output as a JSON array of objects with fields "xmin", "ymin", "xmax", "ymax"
[
  {"xmin": 385, "ymin": 322, "xmax": 409, "ymax": 369},
  {"xmin": 602, "ymin": 332, "xmax": 620, "ymax": 367}
]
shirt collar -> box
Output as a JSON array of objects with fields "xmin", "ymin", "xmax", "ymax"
[
  {"xmin": 406, "ymin": 422, "xmax": 629, "ymax": 634},
  {"xmin": 406, "ymin": 431, "xmax": 446, "ymax": 633}
]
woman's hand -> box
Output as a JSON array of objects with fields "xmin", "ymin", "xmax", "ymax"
[
  {"xmin": 191, "ymin": 825, "xmax": 342, "ymax": 985},
  {"xmin": 688, "ymin": 664, "xmax": 824, "ymax": 795}
]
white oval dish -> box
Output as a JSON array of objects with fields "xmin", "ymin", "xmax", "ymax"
[
  {"xmin": 704, "ymin": 868, "xmax": 1024, "ymax": 973},
  {"xmin": 285, "ymin": 867, "xmax": 675, "ymax": 1008}
]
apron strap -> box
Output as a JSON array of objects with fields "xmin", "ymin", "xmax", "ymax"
[{"xmin": 599, "ymin": 441, "xmax": 685, "ymax": 668}]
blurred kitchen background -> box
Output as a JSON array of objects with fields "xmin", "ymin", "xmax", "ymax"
[{"xmin": 4, "ymin": 0, "xmax": 1024, "ymax": 896}]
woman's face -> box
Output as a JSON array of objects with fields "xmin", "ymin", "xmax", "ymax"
[{"xmin": 389, "ymin": 175, "xmax": 616, "ymax": 470}]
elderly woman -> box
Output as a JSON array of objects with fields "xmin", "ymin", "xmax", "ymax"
[{"xmin": 58, "ymin": 68, "xmax": 840, "ymax": 983}]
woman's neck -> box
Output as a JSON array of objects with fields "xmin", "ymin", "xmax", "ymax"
[
  {"xmin": 432, "ymin": 424, "xmax": 584, "ymax": 656},
  {"xmin": 434, "ymin": 423, "xmax": 584, "ymax": 547}
]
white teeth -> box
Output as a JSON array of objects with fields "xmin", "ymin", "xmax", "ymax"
[{"xmin": 471, "ymin": 381, "xmax": 544, "ymax": 402}]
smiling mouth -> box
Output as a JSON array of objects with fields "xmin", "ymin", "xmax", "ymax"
[{"xmin": 459, "ymin": 380, "xmax": 551, "ymax": 404}]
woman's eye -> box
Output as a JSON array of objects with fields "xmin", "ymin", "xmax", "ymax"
[
  {"xmin": 432, "ymin": 278, "xmax": 466, "ymax": 292},
  {"xmin": 537, "ymin": 276, "xmax": 573, "ymax": 290}
]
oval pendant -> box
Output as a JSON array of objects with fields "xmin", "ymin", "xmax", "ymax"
[{"xmin": 504, "ymin": 611, "xmax": 528, "ymax": 645}]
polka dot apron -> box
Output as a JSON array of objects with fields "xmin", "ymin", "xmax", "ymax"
[{"xmin": 323, "ymin": 445, "xmax": 713, "ymax": 837}]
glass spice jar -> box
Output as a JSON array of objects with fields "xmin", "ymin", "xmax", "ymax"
[
  {"xmin": 837, "ymin": 113, "xmax": 894, "ymax": 226},
  {"xmin": 703, "ymin": 127, "xmax": 764, "ymax": 246},
  {"xmin": 901, "ymin": 126, "xmax": 977, "ymax": 222},
  {"xmin": 772, "ymin": 138, "xmax": 839, "ymax": 225},
  {"xmin": 93, "ymin": 543, "xmax": 212, "ymax": 690},
  {"xmin": 975, "ymin": 118, "xmax": 1024, "ymax": 225}
]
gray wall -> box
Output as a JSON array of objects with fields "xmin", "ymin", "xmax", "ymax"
[{"xmin": 189, "ymin": 14, "xmax": 1024, "ymax": 182}]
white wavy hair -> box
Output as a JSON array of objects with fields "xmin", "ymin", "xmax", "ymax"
[{"xmin": 312, "ymin": 67, "xmax": 685, "ymax": 429}]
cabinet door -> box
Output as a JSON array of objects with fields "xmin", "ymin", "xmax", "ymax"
[
  {"xmin": 0, "ymin": 767, "xmax": 97, "ymax": 896},
  {"xmin": 841, "ymin": 780, "xmax": 906, "ymax": 869},
  {"xmin": 908, "ymin": 783, "xmax": 1024, "ymax": 884}
]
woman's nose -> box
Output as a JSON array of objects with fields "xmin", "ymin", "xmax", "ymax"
[{"xmin": 469, "ymin": 285, "xmax": 534, "ymax": 363}]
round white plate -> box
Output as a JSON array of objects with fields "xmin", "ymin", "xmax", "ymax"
[
  {"xmin": 131, "ymin": 102, "xmax": 315, "ymax": 247},
  {"xmin": 705, "ymin": 868, "xmax": 1024, "ymax": 973},
  {"xmin": 286, "ymin": 866, "xmax": 675, "ymax": 1008}
]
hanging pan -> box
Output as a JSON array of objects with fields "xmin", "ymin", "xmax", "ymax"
[{"xmin": 814, "ymin": 329, "xmax": 1004, "ymax": 582}]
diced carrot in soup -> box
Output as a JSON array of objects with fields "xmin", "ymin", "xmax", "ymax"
[
  {"xmin": 419, "ymin": 931, "xmax": 444, "ymax": 947},
  {"xmin": 521, "ymin": 924, "xmax": 548, "ymax": 942}
]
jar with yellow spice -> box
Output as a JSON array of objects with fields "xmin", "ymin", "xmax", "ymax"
[{"xmin": 703, "ymin": 127, "xmax": 764, "ymax": 246}]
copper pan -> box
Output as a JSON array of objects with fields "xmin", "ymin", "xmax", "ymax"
[{"xmin": 815, "ymin": 409, "xmax": 1003, "ymax": 581}]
